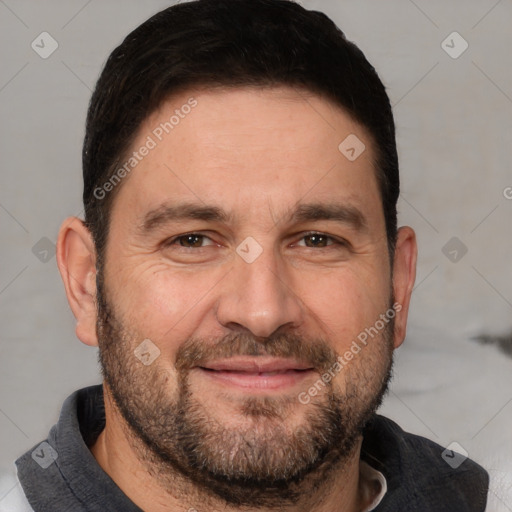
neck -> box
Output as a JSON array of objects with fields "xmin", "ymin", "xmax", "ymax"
[{"xmin": 91, "ymin": 385, "xmax": 367, "ymax": 512}]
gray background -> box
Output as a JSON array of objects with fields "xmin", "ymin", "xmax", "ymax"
[{"xmin": 1, "ymin": 0, "xmax": 511, "ymax": 510}]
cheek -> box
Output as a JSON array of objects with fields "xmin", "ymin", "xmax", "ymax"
[
  {"xmin": 110, "ymin": 262, "xmax": 223, "ymax": 342},
  {"xmin": 295, "ymin": 265, "xmax": 390, "ymax": 348}
]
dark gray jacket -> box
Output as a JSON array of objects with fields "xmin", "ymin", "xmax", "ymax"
[{"xmin": 15, "ymin": 385, "xmax": 489, "ymax": 511}]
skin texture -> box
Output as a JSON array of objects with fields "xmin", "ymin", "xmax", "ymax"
[{"xmin": 57, "ymin": 86, "xmax": 417, "ymax": 512}]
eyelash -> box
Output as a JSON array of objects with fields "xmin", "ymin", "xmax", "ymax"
[{"xmin": 162, "ymin": 231, "xmax": 348, "ymax": 249}]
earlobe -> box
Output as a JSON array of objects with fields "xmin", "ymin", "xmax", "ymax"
[
  {"xmin": 391, "ymin": 226, "xmax": 417, "ymax": 349},
  {"xmin": 56, "ymin": 217, "xmax": 99, "ymax": 347}
]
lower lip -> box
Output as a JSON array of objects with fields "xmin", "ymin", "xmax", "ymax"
[{"xmin": 197, "ymin": 368, "xmax": 315, "ymax": 391}]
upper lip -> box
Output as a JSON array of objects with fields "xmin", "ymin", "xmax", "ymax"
[{"xmin": 199, "ymin": 357, "xmax": 314, "ymax": 373}]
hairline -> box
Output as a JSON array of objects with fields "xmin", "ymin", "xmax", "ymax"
[{"xmin": 90, "ymin": 82, "xmax": 395, "ymax": 268}]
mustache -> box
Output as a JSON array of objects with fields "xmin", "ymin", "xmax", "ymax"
[{"xmin": 174, "ymin": 331, "xmax": 339, "ymax": 374}]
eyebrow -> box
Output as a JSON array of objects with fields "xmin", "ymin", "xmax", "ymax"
[
  {"xmin": 138, "ymin": 201, "xmax": 368, "ymax": 234},
  {"xmin": 140, "ymin": 202, "xmax": 231, "ymax": 233},
  {"xmin": 290, "ymin": 202, "xmax": 367, "ymax": 231}
]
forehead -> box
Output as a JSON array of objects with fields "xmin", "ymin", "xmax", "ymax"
[{"xmin": 111, "ymin": 86, "xmax": 382, "ymax": 230}]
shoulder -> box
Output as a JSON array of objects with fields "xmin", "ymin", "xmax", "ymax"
[{"xmin": 362, "ymin": 415, "xmax": 489, "ymax": 512}]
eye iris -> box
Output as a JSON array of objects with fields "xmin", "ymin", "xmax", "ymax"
[
  {"xmin": 180, "ymin": 235, "xmax": 203, "ymax": 247},
  {"xmin": 305, "ymin": 234, "xmax": 328, "ymax": 247}
]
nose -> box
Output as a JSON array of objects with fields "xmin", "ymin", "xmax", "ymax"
[{"xmin": 215, "ymin": 245, "xmax": 304, "ymax": 338}]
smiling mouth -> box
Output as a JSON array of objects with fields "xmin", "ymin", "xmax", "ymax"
[
  {"xmin": 202, "ymin": 369, "xmax": 309, "ymax": 376},
  {"xmin": 196, "ymin": 357, "xmax": 315, "ymax": 391}
]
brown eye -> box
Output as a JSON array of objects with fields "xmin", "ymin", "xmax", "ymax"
[
  {"xmin": 303, "ymin": 234, "xmax": 331, "ymax": 248},
  {"xmin": 164, "ymin": 233, "xmax": 215, "ymax": 249},
  {"xmin": 178, "ymin": 234, "xmax": 205, "ymax": 248}
]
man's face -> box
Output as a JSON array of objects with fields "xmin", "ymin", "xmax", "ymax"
[{"xmin": 95, "ymin": 87, "xmax": 399, "ymax": 504}]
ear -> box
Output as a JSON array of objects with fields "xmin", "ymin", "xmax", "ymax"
[
  {"xmin": 56, "ymin": 217, "xmax": 98, "ymax": 347},
  {"xmin": 391, "ymin": 226, "xmax": 417, "ymax": 349}
]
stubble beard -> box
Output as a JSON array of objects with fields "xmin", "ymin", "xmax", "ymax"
[{"xmin": 95, "ymin": 275, "xmax": 394, "ymax": 508}]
